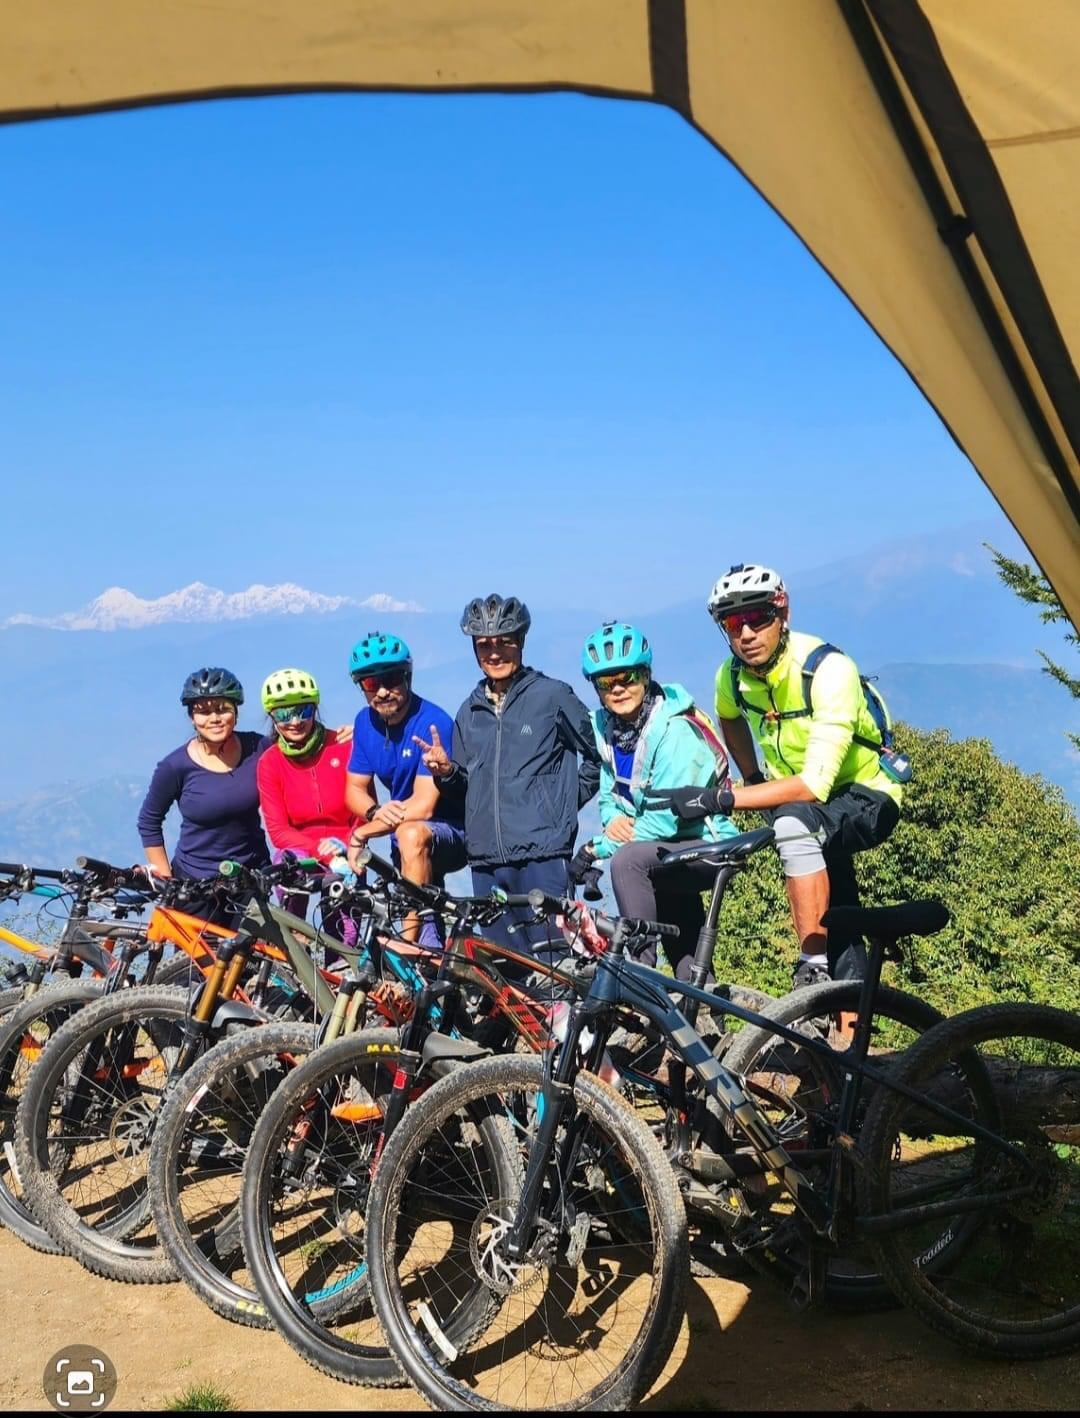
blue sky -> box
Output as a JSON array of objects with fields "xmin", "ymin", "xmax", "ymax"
[{"xmin": 1, "ymin": 90, "xmax": 1016, "ymax": 617}]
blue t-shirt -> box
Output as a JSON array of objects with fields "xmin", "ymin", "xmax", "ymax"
[
  {"xmin": 612, "ymin": 745, "xmax": 634, "ymax": 805},
  {"xmin": 348, "ymin": 695, "xmax": 463, "ymax": 825}
]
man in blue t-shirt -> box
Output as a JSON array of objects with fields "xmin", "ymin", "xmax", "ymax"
[{"xmin": 344, "ymin": 634, "xmax": 467, "ymax": 934}]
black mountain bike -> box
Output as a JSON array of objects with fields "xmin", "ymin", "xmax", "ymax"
[{"xmin": 362, "ymin": 891, "xmax": 1080, "ymax": 1410}]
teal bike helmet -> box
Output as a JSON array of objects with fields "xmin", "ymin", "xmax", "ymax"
[
  {"xmin": 349, "ymin": 632, "xmax": 412, "ymax": 681},
  {"xmin": 581, "ymin": 623, "xmax": 653, "ymax": 679}
]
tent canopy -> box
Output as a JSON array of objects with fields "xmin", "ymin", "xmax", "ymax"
[{"xmin": 5, "ymin": 0, "xmax": 1079, "ymax": 623}]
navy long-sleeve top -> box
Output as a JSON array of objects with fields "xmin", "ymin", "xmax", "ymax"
[{"xmin": 137, "ymin": 731, "xmax": 270, "ymax": 879}]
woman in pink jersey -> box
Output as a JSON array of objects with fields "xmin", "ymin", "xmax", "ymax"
[{"xmin": 256, "ymin": 668, "xmax": 358, "ymax": 926}]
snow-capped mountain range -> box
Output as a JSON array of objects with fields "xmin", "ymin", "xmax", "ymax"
[{"xmin": 3, "ymin": 582, "xmax": 424, "ymax": 631}]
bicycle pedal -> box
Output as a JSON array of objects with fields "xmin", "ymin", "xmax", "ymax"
[
  {"xmin": 787, "ymin": 1272, "xmax": 813, "ymax": 1312},
  {"xmin": 788, "ymin": 1248, "xmax": 826, "ymax": 1311}
]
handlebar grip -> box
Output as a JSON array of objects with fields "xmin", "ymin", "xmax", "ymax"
[
  {"xmin": 0, "ymin": 863, "xmax": 68, "ymax": 882},
  {"xmin": 218, "ymin": 860, "xmax": 244, "ymax": 879},
  {"xmin": 75, "ymin": 855, "xmax": 116, "ymax": 877},
  {"xmin": 359, "ymin": 849, "xmax": 398, "ymax": 882},
  {"xmin": 648, "ymin": 919, "xmax": 681, "ymax": 938},
  {"xmin": 74, "ymin": 857, "xmax": 151, "ymax": 891},
  {"xmin": 526, "ymin": 888, "xmax": 574, "ymax": 917}
]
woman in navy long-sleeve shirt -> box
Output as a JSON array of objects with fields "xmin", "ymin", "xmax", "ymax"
[{"xmin": 137, "ymin": 668, "xmax": 269, "ymax": 895}]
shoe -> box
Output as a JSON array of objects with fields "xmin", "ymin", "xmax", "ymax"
[{"xmin": 791, "ymin": 959, "xmax": 831, "ymax": 991}]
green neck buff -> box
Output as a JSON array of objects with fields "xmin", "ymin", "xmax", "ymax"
[{"xmin": 278, "ymin": 720, "xmax": 326, "ymax": 760}]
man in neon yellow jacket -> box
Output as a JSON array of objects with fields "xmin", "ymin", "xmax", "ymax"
[{"xmin": 645, "ymin": 564, "xmax": 904, "ymax": 987}]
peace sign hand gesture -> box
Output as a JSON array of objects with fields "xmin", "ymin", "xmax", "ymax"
[{"xmin": 413, "ymin": 724, "xmax": 453, "ymax": 778}]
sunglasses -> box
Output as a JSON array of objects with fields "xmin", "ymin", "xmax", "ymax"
[
  {"xmin": 190, "ymin": 700, "xmax": 237, "ymax": 717},
  {"xmin": 354, "ymin": 669, "xmax": 409, "ymax": 694},
  {"xmin": 719, "ymin": 606, "xmax": 780, "ymax": 634},
  {"xmin": 270, "ymin": 702, "xmax": 317, "ymax": 725},
  {"xmin": 591, "ymin": 667, "xmax": 647, "ymax": 694}
]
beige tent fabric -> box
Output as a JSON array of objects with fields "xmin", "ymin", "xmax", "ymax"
[{"xmin": 4, "ymin": 1, "xmax": 1078, "ymax": 622}]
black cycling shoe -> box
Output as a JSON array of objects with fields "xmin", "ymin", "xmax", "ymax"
[{"xmin": 791, "ymin": 959, "xmax": 831, "ymax": 991}]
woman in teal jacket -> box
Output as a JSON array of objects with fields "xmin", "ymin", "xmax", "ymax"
[{"xmin": 572, "ymin": 622, "xmax": 739, "ymax": 980}]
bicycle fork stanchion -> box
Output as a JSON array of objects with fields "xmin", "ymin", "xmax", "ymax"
[{"xmin": 175, "ymin": 932, "xmax": 256, "ymax": 1073}]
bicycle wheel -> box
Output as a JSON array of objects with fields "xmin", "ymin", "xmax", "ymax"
[
  {"xmin": 14, "ymin": 984, "xmax": 193, "ymax": 1282},
  {"xmin": 0, "ymin": 979, "xmax": 104, "ymax": 1252},
  {"xmin": 0, "ymin": 984, "xmax": 27, "ymax": 1017},
  {"xmin": 148, "ymin": 1020, "xmax": 317, "ymax": 1324},
  {"xmin": 714, "ymin": 979, "xmax": 944, "ymax": 1305},
  {"xmin": 858, "ymin": 1002, "xmax": 1080, "ymax": 1357},
  {"xmin": 366, "ymin": 1053, "xmax": 689, "ymax": 1412},
  {"xmin": 239, "ymin": 1029, "xmax": 419, "ymax": 1383}
]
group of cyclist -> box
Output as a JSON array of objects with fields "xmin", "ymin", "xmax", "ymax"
[{"xmin": 136, "ymin": 564, "xmax": 906, "ymax": 989}]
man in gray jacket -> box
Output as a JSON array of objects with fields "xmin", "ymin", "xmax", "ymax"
[{"xmin": 414, "ymin": 593, "xmax": 600, "ymax": 951}]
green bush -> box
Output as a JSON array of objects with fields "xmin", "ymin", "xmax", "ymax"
[{"xmin": 712, "ymin": 723, "xmax": 1080, "ymax": 1016}]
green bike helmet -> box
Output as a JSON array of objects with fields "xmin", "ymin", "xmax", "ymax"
[
  {"xmin": 581, "ymin": 623, "xmax": 653, "ymax": 679},
  {"xmin": 261, "ymin": 668, "xmax": 320, "ymax": 712}
]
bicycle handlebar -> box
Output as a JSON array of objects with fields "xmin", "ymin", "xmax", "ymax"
[
  {"xmin": 0, "ymin": 862, "xmax": 70, "ymax": 882},
  {"xmin": 503, "ymin": 888, "xmax": 681, "ymax": 941},
  {"xmin": 74, "ymin": 856, "xmax": 153, "ymax": 891},
  {"xmin": 218, "ymin": 853, "xmax": 322, "ymax": 889}
]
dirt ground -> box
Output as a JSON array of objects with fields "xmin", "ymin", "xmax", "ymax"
[{"xmin": 1, "ymin": 1231, "xmax": 1075, "ymax": 1412}]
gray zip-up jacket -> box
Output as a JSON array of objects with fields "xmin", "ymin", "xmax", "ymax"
[{"xmin": 438, "ymin": 668, "xmax": 600, "ymax": 866}]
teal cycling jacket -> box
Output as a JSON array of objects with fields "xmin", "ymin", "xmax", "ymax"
[{"xmin": 587, "ymin": 682, "xmax": 740, "ymax": 861}]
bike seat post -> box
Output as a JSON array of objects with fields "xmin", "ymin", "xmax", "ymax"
[
  {"xmin": 832, "ymin": 930, "xmax": 894, "ymax": 1140},
  {"xmin": 685, "ymin": 864, "xmax": 734, "ymax": 1025}
]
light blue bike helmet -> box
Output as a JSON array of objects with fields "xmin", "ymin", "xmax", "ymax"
[
  {"xmin": 581, "ymin": 623, "xmax": 653, "ymax": 679},
  {"xmin": 349, "ymin": 632, "xmax": 413, "ymax": 681}
]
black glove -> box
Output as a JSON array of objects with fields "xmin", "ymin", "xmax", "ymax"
[
  {"xmin": 568, "ymin": 844, "xmax": 597, "ymax": 885},
  {"xmin": 640, "ymin": 785, "xmax": 734, "ymax": 820},
  {"xmin": 568, "ymin": 847, "xmax": 605, "ymax": 903},
  {"xmin": 579, "ymin": 866, "xmax": 604, "ymax": 903}
]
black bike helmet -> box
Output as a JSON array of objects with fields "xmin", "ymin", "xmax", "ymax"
[
  {"xmin": 180, "ymin": 667, "xmax": 245, "ymax": 707},
  {"xmin": 459, "ymin": 594, "xmax": 531, "ymax": 639}
]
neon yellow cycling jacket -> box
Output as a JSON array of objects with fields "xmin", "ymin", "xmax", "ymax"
[{"xmin": 714, "ymin": 630, "xmax": 903, "ymax": 806}]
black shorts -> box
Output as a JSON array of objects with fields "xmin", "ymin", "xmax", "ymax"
[{"xmin": 764, "ymin": 781, "xmax": 899, "ymax": 855}]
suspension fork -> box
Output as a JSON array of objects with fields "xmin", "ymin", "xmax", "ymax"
[
  {"xmin": 174, "ymin": 933, "xmax": 255, "ymax": 1073},
  {"xmin": 501, "ymin": 1004, "xmax": 593, "ymax": 1261},
  {"xmin": 373, "ymin": 980, "xmax": 457, "ymax": 1167}
]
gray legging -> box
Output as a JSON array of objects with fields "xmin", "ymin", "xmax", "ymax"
[
  {"xmin": 608, "ymin": 840, "xmax": 716, "ymax": 982},
  {"xmin": 763, "ymin": 783, "xmax": 901, "ymax": 981}
]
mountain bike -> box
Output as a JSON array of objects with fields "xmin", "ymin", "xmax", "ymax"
[
  {"xmin": 361, "ymin": 890, "xmax": 1073, "ymax": 1409},
  {"xmin": 145, "ymin": 871, "xmax": 451, "ymax": 1314},
  {"xmin": 0, "ymin": 859, "xmax": 198, "ymax": 1253},
  {"xmin": 9, "ymin": 853, "xmax": 400, "ymax": 1279}
]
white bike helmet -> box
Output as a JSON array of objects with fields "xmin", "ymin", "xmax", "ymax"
[{"xmin": 706, "ymin": 564, "xmax": 788, "ymax": 625}]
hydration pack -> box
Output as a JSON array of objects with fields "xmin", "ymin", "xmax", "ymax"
[{"xmin": 728, "ymin": 643, "xmax": 909, "ymax": 781}]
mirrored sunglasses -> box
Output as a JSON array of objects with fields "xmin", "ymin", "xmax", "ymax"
[
  {"xmin": 591, "ymin": 667, "xmax": 647, "ymax": 694},
  {"xmin": 354, "ymin": 669, "xmax": 409, "ymax": 694},
  {"xmin": 719, "ymin": 606, "xmax": 779, "ymax": 634},
  {"xmin": 270, "ymin": 702, "xmax": 317, "ymax": 725}
]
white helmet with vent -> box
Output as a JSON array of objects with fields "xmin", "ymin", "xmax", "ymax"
[{"xmin": 706, "ymin": 564, "xmax": 788, "ymax": 624}]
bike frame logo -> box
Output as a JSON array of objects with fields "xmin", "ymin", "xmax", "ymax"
[{"xmin": 43, "ymin": 1346, "xmax": 117, "ymax": 1412}]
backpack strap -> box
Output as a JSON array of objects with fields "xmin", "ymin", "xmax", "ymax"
[
  {"xmin": 801, "ymin": 643, "xmax": 892, "ymax": 753},
  {"xmin": 676, "ymin": 706, "xmax": 731, "ymax": 784}
]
